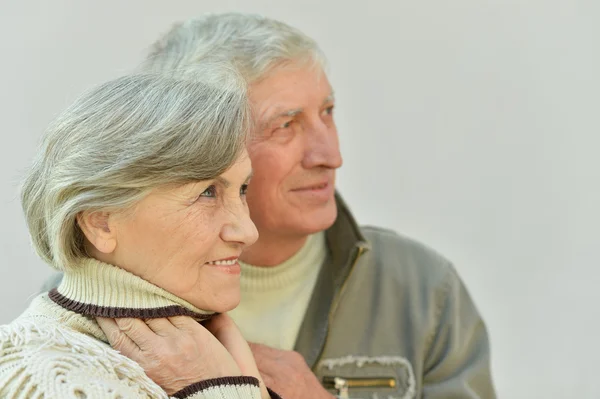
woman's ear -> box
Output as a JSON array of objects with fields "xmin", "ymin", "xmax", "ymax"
[{"xmin": 76, "ymin": 211, "xmax": 117, "ymax": 254}]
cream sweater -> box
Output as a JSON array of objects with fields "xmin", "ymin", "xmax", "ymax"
[
  {"xmin": 0, "ymin": 258, "xmax": 265, "ymax": 399},
  {"xmin": 230, "ymin": 232, "xmax": 327, "ymax": 350}
]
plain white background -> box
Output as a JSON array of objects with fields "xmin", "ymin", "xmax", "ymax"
[{"xmin": 1, "ymin": 1, "xmax": 598, "ymax": 397}]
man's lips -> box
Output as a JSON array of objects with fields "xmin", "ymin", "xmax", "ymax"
[{"xmin": 291, "ymin": 181, "xmax": 330, "ymax": 191}]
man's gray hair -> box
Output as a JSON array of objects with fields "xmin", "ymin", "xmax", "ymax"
[
  {"xmin": 21, "ymin": 66, "xmax": 250, "ymax": 270},
  {"xmin": 142, "ymin": 12, "xmax": 327, "ymax": 82}
]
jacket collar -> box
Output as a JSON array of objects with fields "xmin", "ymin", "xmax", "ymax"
[
  {"xmin": 325, "ymin": 192, "xmax": 371, "ymax": 287},
  {"xmin": 294, "ymin": 192, "xmax": 370, "ymax": 367}
]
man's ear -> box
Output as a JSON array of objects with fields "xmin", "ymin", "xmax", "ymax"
[{"xmin": 76, "ymin": 211, "xmax": 117, "ymax": 254}]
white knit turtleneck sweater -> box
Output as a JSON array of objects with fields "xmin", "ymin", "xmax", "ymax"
[
  {"xmin": 0, "ymin": 258, "xmax": 267, "ymax": 399},
  {"xmin": 229, "ymin": 231, "xmax": 327, "ymax": 350}
]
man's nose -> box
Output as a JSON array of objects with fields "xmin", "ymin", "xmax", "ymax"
[{"xmin": 302, "ymin": 120, "xmax": 343, "ymax": 170}]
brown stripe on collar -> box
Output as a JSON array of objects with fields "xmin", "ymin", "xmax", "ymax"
[
  {"xmin": 48, "ymin": 288, "xmax": 213, "ymax": 321},
  {"xmin": 172, "ymin": 377, "xmax": 260, "ymax": 399}
]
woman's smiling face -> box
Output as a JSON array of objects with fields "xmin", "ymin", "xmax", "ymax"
[{"xmin": 88, "ymin": 151, "xmax": 257, "ymax": 313}]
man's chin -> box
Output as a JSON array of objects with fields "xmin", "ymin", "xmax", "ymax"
[
  {"xmin": 293, "ymin": 201, "xmax": 338, "ymax": 234},
  {"xmin": 253, "ymin": 199, "xmax": 338, "ymax": 237}
]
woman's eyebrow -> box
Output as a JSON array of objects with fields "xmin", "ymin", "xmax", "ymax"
[{"xmin": 214, "ymin": 171, "xmax": 254, "ymax": 188}]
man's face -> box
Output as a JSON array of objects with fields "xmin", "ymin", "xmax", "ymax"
[{"xmin": 246, "ymin": 65, "xmax": 342, "ymax": 239}]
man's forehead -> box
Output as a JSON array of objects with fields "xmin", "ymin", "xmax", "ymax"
[{"xmin": 258, "ymin": 92, "xmax": 335, "ymax": 123}]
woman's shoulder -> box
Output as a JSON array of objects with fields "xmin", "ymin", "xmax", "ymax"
[
  {"xmin": 0, "ymin": 309, "xmax": 165, "ymax": 398},
  {"xmin": 1, "ymin": 298, "xmax": 267, "ymax": 399}
]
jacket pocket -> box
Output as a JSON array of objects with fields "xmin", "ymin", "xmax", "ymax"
[{"xmin": 317, "ymin": 356, "xmax": 416, "ymax": 399}]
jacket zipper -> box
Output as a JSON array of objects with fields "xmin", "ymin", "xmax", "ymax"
[
  {"xmin": 313, "ymin": 245, "xmax": 367, "ymax": 369},
  {"xmin": 322, "ymin": 376, "xmax": 397, "ymax": 398}
]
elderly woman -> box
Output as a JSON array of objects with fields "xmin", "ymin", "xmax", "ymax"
[{"xmin": 0, "ymin": 70, "xmax": 277, "ymax": 398}]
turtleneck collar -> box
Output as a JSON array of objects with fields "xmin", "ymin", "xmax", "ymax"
[{"xmin": 49, "ymin": 257, "xmax": 214, "ymax": 322}]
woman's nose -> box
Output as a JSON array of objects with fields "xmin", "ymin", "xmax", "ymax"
[{"xmin": 220, "ymin": 203, "xmax": 259, "ymax": 248}]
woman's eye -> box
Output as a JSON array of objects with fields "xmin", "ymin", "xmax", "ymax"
[
  {"xmin": 199, "ymin": 185, "xmax": 217, "ymax": 198},
  {"xmin": 240, "ymin": 184, "xmax": 248, "ymax": 196}
]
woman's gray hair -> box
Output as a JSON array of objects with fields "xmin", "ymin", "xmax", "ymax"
[
  {"xmin": 141, "ymin": 12, "xmax": 327, "ymax": 82},
  {"xmin": 21, "ymin": 66, "xmax": 250, "ymax": 270}
]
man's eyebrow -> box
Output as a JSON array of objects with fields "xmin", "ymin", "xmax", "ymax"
[
  {"xmin": 259, "ymin": 92, "xmax": 335, "ymax": 128},
  {"xmin": 323, "ymin": 92, "xmax": 335, "ymax": 105},
  {"xmin": 262, "ymin": 108, "xmax": 303, "ymax": 127}
]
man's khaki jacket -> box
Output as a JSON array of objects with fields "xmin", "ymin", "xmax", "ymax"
[{"xmin": 293, "ymin": 194, "xmax": 496, "ymax": 399}]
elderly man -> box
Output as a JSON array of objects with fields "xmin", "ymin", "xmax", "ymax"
[{"xmin": 44, "ymin": 12, "xmax": 496, "ymax": 399}]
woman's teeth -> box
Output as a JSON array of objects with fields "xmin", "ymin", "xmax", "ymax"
[{"xmin": 206, "ymin": 259, "xmax": 238, "ymax": 266}]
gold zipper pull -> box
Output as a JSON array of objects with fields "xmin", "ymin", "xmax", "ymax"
[
  {"xmin": 323, "ymin": 376, "xmax": 397, "ymax": 395},
  {"xmin": 346, "ymin": 377, "xmax": 396, "ymax": 389}
]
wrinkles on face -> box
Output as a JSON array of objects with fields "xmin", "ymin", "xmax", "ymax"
[
  {"xmin": 109, "ymin": 152, "xmax": 254, "ymax": 312},
  {"xmin": 245, "ymin": 67, "xmax": 341, "ymax": 239}
]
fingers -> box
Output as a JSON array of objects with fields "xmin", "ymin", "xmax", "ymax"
[
  {"xmin": 205, "ymin": 314, "xmax": 244, "ymax": 350},
  {"xmin": 114, "ymin": 318, "xmax": 155, "ymax": 348},
  {"xmin": 259, "ymin": 371, "xmax": 275, "ymax": 390},
  {"xmin": 206, "ymin": 315, "xmax": 261, "ymax": 377},
  {"xmin": 168, "ymin": 315, "xmax": 204, "ymax": 332},
  {"xmin": 144, "ymin": 318, "xmax": 179, "ymax": 336},
  {"xmin": 105, "ymin": 318, "xmax": 156, "ymax": 360},
  {"xmin": 207, "ymin": 315, "xmax": 270, "ymax": 399},
  {"xmin": 249, "ymin": 342, "xmax": 279, "ymax": 357},
  {"xmin": 97, "ymin": 317, "xmax": 142, "ymax": 360},
  {"xmin": 249, "ymin": 342, "xmax": 281, "ymax": 370},
  {"xmin": 249, "ymin": 342, "xmax": 275, "ymax": 357},
  {"xmin": 204, "ymin": 313, "xmax": 235, "ymax": 332}
]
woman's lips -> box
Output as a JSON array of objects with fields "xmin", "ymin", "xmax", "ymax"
[
  {"xmin": 205, "ymin": 257, "xmax": 238, "ymax": 266},
  {"xmin": 205, "ymin": 257, "xmax": 241, "ymax": 275}
]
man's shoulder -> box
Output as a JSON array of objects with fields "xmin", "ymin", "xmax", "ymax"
[{"xmin": 358, "ymin": 224, "xmax": 456, "ymax": 289}]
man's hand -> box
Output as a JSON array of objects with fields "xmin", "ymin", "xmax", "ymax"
[{"xmin": 249, "ymin": 343, "xmax": 335, "ymax": 399}]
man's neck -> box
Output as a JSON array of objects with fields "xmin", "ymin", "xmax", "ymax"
[{"xmin": 240, "ymin": 232, "xmax": 309, "ymax": 267}]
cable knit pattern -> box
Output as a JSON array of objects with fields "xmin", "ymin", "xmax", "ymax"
[{"xmin": 0, "ymin": 258, "xmax": 264, "ymax": 399}]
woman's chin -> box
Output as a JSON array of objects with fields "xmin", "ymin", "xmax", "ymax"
[
  {"xmin": 193, "ymin": 292, "xmax": 241, "ymax": 314},
  {"xmin": 169, "ymin": 271, "xmax": 242, "ymax": 313},
  {"xmin": 208, "ymin": 300, "xmax": 240, "ymax": 314}
]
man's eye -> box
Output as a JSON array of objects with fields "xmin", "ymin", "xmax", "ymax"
[
  {"xmin": 323, "ymin": 105, "xmax": 334, "ymax": 116},
  {"xmin": 279, "ymin": 120, "xmax": 293, "ymax": 129},
  {"xmin": 240, "ymin": 184, "xmax": 248, "ymax": 196},
  {"xmin": 199, "ymin": 185, "xmax": 217, "ymax": 198}
]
